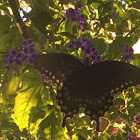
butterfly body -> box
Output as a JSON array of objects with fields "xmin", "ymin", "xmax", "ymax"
[{"xmin": 34, "ymin": 53, "xmax": 140, "ymax": 130}]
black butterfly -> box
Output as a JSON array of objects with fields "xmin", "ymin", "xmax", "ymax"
[{"xmin": 34, "ymin": 53, "xmax": 140, "ymax": 130}]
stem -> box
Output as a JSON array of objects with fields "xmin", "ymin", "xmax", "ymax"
[
  {"xmin": 0, "ymin": 9, "xmax": 15, "ymax": 20},
  {"xmin": 128, "ymin": 7, "xmax": 140, "ymax": 12},
  {"xmin": 7, "ymin": 0, "xmax": 29, "ymax": 39},
  {"xmin": 125, "ymin": 23, "xmax": 140, "ymax": 37}
]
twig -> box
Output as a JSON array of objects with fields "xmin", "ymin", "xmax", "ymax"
[
  {"xmin": 7, "ymin": 0, "xmax": 29, "ymax": 39},
  {"xmin": 125, "ymin": 23, "xmax": 140, "ymax": 37},
  {"xmin": 128, "ymin": 7, "xmax": 140, "ymax": 12},
  {"xmin": 0, "ymin": 9, "xmax": 15, "ymax": 20}
]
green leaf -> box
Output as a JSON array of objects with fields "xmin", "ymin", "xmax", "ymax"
[
  {"xmin": 14, "ymin": 84, "xmax": 42, "ymax": 131},
  {"xmin": 81, "ymin": 0, "xmax": 87, "ymax": 5},
  {"xmin": 58, "ymin": 32, "xmax": 77, "ymax": 40},
  {"xmin": 133, "ymin": 93, "xmax": 140, "ymax": 100},
  {"xmin": 59, "ymin": 0, "xmax": 69, "ymax": 4},
  {"xmin": 30, "ymin": 108, "xmax": 46, "ymax": 123},
  {"xmin": 37, "ymin": 111, "xmax": 67, "ymax": 140},
  {"xmin": 108, "ymin": 37, "xmax": 133, "ymax": 59},
  {"xmin": 113, "ymin": 3, "xmax": 125, "ymax": 18},
  {"xmin": 65, "ymin": 22, "xmax": 75, "ymax": 34},
  {"xmin": 4, "ymin": 76, "xmax": 20, "ymax": 95},
  {"xmin": 0, "ymin": 26, "xmax": 23, "ymax": 52},
  {"xmin": 92, "ymin": 38, "xmax": 106, "ymax": 54},
  {"xmin": 82, "ymin": 7, "xmax": 89, "ymax": 17},
  {"xmin": 29, "ymin": 105, "xmax": 55, "ymax": 135},
  {"xmin": 75, "ymin": 128, "xmax": 89, "ymax": 139},
  {"xmin": 91, "ymin": 2, "xmax": 102, "ymax": 9},
  {"xmin": 0, "ymin": 15, "xmax": 11, "ymax": 34},
  {"xmin": 31, "ymin": 11, "xmax": 54, "ymax": 27},
  {"xmin": 100, "ymin": 132, "xmax": 110, "ymax": 140},
  {"xmin": 19, "ymin": 71, "xmax": 42, "ymax": 92}
]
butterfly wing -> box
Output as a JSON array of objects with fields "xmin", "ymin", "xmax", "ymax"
[
  {"xmin": 34, "ymin": 53, "xmax": 83, "ymax": 85},
  {"xmin": 34, "ymin": 53, "xmax": 140, "ymax": 130},
  {"xmin": 57, "ymin": 61, "xmax": 140, "ymax": 129}
]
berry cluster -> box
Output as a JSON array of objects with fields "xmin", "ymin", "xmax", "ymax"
[
  {"xmin": 129, "ymin": 133, "xmax": 139, "ymax": 140},
  {"xmin": 65, "ymin": 7, "xmax": 87, "ymax": 31},
  {"xmin": 3, "ymin": 39, "xmax": 38, "ymax": 69},
  {"xmin": 69, "ymin": 37, "xmax": 102, "ymax": 64},
  {"xmin": 22, "ymin": 39, "xmax": 38, "ymax": 64},
  {"xmin": 40, "ymin": 74, "xmax": 49, "ymax": 83},
  {"xmin": 133, "ymin": 115, "xmax": 140, "ymax": 125},
  {"xmin": 123, "ymin": 44, "xmax": 134, "ymax": 61}
]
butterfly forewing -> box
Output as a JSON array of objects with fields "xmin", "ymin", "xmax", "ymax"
[{"xmin": 34, "ymin": 53, "xmax": 83, "ymax": 83}]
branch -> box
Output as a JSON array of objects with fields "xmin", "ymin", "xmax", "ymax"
[
  {"xmin": 7, "ymin": 0, "xmax": 29, "ymax": 39},
  {"xmin": 128, "ymin": 7, "xmax": 140, "ymax": 12},
  {"xmin": 125, "ymin": 23, "xmax": 140, "ymax": 37}
]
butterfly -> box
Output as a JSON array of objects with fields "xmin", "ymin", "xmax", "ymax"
[{"xmin": 34, "ymin": 53, "xmax": 140, "ymax": 130}]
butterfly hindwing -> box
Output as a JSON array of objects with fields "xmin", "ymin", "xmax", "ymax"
[
  {"xmin": 57, "ymin": 60, "xmax": 140, "ymax": 129},
  {"xmin": 34, "ymin": 53, "xmax": 140, "ymax": 130}
]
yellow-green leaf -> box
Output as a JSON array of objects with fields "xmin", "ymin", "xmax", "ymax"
[
  {"xmin": 37, "ymin": 112, "xmax": 67, "ymax": 140},
  {"xmin": 14, "ymin": 85, "xmax": 42, "ymax": 131},
  {"xmin": 5, "ymin": 76, "xmax": 20, "ymax": 95}
]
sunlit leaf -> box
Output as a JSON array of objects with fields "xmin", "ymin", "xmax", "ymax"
[
  {"xmin": 91, "ymin": 2, "xmax": 102, "ymax": 9},
  {"xmin": 4, "ymin": 76, "xmax": 20, "ymax": 94},
  {"xmin": 81, "ymin": 0, "xmax": 87, "ymax": 5},
  {"xmin": 65, "ymin": 22, "xmax": 75, "ymax": 34},
  {"xmin": 14, "ymin": 84, "xmax": 42, "ymax": 131},
  {"xmin": 37, "ymin": 111, "xmax": 67, "ymax": 140},
  {"xmin": 75, "ymin": 128, "xmax": 90, "ymax": 139},
  {"xmin": 19, "ymin": 71, "xmax": 42, "ymax": 92},
  {"xmin": 133, "ymin": 93, "xmax": 140, "ymax": 100},
  {"xmin": 113, "ymin": 3, "xmax": 125, "ymax": 18},
  {"xmin": 58, "ymin": 32, "xmax": 77, "ymax": 40},
  {"xmin": 29, "ymin": 105, "xmax": 55, "ymax": 134}
]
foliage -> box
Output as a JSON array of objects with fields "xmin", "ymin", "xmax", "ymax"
[{"xmin": 0, "ymin": 0, "xmax": 140, "ymax": 139}]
